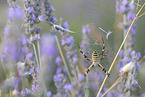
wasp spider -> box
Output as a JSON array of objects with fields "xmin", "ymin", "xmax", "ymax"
[{"xmin": 79, "ymin": 39, "xmax": 110, "ymax": 76}]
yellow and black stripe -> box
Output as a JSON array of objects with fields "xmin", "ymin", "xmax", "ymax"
[{"xmin": 92, "ymin": 51, "xmax": 99, "ymax": 62}]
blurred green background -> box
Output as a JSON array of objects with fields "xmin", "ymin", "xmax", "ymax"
[{"xmin": 0, "ymin": 0, "xmax": 145, "ymax": 95}]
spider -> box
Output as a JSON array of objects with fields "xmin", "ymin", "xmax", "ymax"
[{"xmin": 78, "ymin": 38, "xmax": 110, "ymax": 76}]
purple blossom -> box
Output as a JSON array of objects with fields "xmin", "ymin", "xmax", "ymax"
[
  {"xmin": 77, "ymin": 94, "xmax": 83, "ymax": 97},
  {"xmin": 21, "ymin": 90, "xmax": 25, "ymax": 96},
  {"xmin": 64, "ymin": 84, "xmax": 72, "ymax": 92},
  {"xmin": 1, "ymin": 54, "xmax": 6, "ymax": 62},
  {"xmin": 121, "ymin": 57, "xmax": 131, "ymax": 63},
  {"xmin": 129, "ymin": 4, "xmax": 135, "ymax": 10},
  {"xmin": 116, "ymin": 0, "xmax": 120, "ymax": 12},
  {"xmin": 3, "ymin": 27, "xmax": 9, "ymax": 35},
  {"xmin": 120, "ymin": 5, "xmax": 126, "ymax": 12},
  {"xmin": 40, "ymin": 33, "xmax": 58, "ymax": 57},
  {"xmin": 55, "ymin": 57, "xmax": 62, "ymax": 64},
  {"xmin": 142, "ymin": 93, "xmax": 145, "ymax": 97},
  {"xmin": 47, "ymin": 91, "xmax": 52, "ymax": 97},
  {"xmin": 36, "ymin": 67, "xmax": 40, "ymax": 73},
  {"xmin": 63, "ymin": 67, "xmax": 67, "ymax": 73},
  {"xmin": 44, "ymin": 0, "xmax": 57, "ymax": 23},
  {"xmin": 82, "ymin": 26, "xmax": 90, "ymax": 33},
  {"xmin": 119, "ymin": 49, "xmax": 124, "ymax": 56},
  {"xmin": 131, "ymin": 50, "xmax": 136, "ymax": 56},
  {"xmin": 66, "ymin": 36, "xmax": 74, "ymax": 44},
  {"xmin": 54, "ymin": 74, "xmax": 63, "ymax": 82},
  {"xmin": 61, "ymin": 39, "xmax": 66, "ymax": 45},
  {"xmin": 56, "ymin": 67, "xmax": 62, "ymax": 74},
  {"xmin": 130, "ymin": 28, "xmax": 136, "ymax": 35},
  {"xmin": 25, "ymin": 88, "xmax": 32, "ymax": 94},
  {"xmin": 63, "ymin": 21, "xmax": 69, "ymax": 29},
  {"xmin": 127, "ymin": 13, "xmax": 135, "ymax": 20},
  {"xmin": 8, "ymin": 5, "xmax": 24, "ymax": 19},
  {"xmin": 137, "ymin": 52, "xmax": 141, "ymax": 58},
  {"xmin": 34, "ymin": 34, "xmax": 41, "ymax": 40},
  {"xmin": 136, "ymin": 61, "xmax": 140, "ymax": 69},
  {"xmin": 26, "ymin": 53, "xmax": 33, "ymax": 60},
  {"xmin": 38, "ymin": 15, "xmax": 44, "ymax": 21},
  {"xmin": 32, "ymin": 84, "xmax": 39, "ymax": 91},
  {"xmin": 67, "ymin": 54, "xmax": 71, "ymax": 59},
  {"xmin": 22, "ymin": 37, "xmax": 28, "ymax": 45},
  {"xmin": 78, "ymin": 74, "xmax": 85, "ymax": 82},
  {"xmin": 29, "ymin": 68, "xmax": 33, "ymax": 74},
  {"xmin": 122, "ymin": 0, "xmax": 128, "ymax": 5},
  {"xmin": 119, "ymin": 94, "xmax": 124, "ymax": 97},
  {"xmin": 27, "ymin": 7, "xmax": 34, "ymax": 13}
]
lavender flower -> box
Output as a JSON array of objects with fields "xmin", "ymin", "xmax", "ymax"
[
  {"xmin": 44, "ymin": 0, "xmax": 57, "ymax": 24},
  {"xmin": 116, "ymin": 1, "xmax": 140, "ymax": 96},
  {"xmin": 80, "ymin": 25, "xmax": 91, "ymax": 67},
  {"xmin": 59, "ymin": 20, "xmax": 78, "ymax": 77},
  {"xmin": 1, "ymin": 4, "xmax": 27, "ymax": 97},
  {"xmin": 39, "ymin": 33, "xmax": 57, "ymax": 93},
  {"xmin": 24, "ymin": 0, "xmax": 42, "ymax": 43},
  {"xmin": 1, "ymin": 0, "xmax": 25, "ymax": 65},
  {"xmin": 53, "ymin": 19, "xmax": 88, "ymax": 97}
]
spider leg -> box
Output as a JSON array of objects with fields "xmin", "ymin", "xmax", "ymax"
[
  {"xmin": 78, "ymin": 43, "xmax": 93, "ymax": 62},
  {"xmin": 97, "ymin": 62, "xmax": 110, "ymax": 76},
  {"xmin": 85, "ymin": 63, "xmax": 95, "ymax": 76},
  {"xmin": 99, "ymin": 55, "xmax": 105, "ymax": 61}
]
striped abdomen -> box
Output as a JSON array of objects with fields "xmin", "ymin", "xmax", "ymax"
[{"xmin": 92, "ymin": 51, "xmax": 99, "ymax": 62}]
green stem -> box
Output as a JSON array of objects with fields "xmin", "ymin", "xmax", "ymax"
[
  {"xmin": 37, "ymin": 41, "xmax": 42, "ymax": 69},
  {"xmin": 84, "ymin": 76, "xmax": 89, "ymax": 97},
  {"xmin": 32, "ymin": 43, "xmax": 39, "ymax": 67},
  {"xmin": 54, "ymin": 35, "xmax": 72, "ymax": 83},
  {"xmin": 9, "ymin": 90, "xmax": 12, "ymax": 97}
]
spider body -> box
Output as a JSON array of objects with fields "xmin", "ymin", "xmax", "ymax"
[
  {"xmin": 79, "ymin": 39, "xmax": 110, "ymax": 76},
  {"xmin": 92, "ymin": 51, "xmax": 99, "ymax": 62}
]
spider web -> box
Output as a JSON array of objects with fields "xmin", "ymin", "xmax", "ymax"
[
  {"xmin": 52, "ymin": 0, "xmax": 117, "ymax": 69},
  {"xmin": 52, "ymin": 0, "xmax": 145, "ymax": 68}
]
